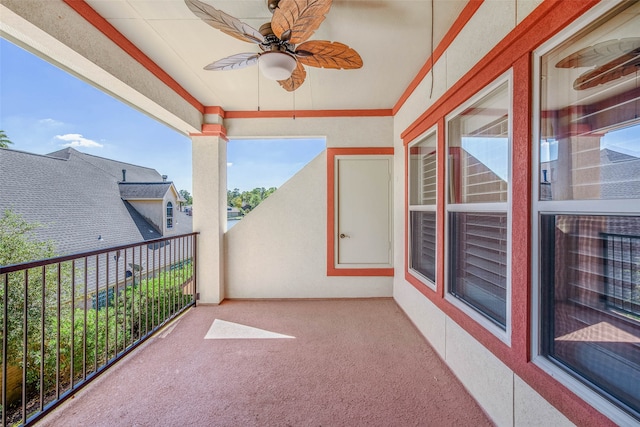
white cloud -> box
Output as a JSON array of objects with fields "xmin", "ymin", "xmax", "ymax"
[
  {"xmin": 227, "ymin": 162, "xmax": 233, "ymax": 167},
  {"xmin": 39, "ymin": 118, "xmax": 64, "ymax": 127},
  {"xmin": 55, "ymin": 133, "xmax": 103, "ymax": 148}
]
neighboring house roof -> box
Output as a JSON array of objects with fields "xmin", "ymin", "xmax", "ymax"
[
  {"xmin": 119, "ymin": 182, "xmax": 174, "ymax": 200},
  {"xmin": 48, "ymin": 147, "xmax": 161, "ymax": 182},
  {"xmin": 601, "ymin": 148, "xmax": 640, "ymax": 199},
  {"xmin": 603, "ymin": 148, "xmax": 639, "ymax": 163},
  {"xmin": 0, "ymin": 147, "xmax": 192, "ymax": 257}
]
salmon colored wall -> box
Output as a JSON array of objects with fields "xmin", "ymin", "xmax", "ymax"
[{"xmin": 400, "ymin": 1, "xmax": 614, "ymax": 426}]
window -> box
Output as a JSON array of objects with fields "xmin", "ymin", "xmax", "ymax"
[
  {"xmin": 535, "ymin": 2, "xmax": 640, "ymax": 422},
  {"xmin": 166, "ymin": 202, "xmax": 173, "ymax": 229},
  {"xmin": 446, "ymin": 77, "xmax": 511, "ymax": 334},
  {"xmin": 408, "ymin": 131, "xmax": 437, "ymax": 286}
]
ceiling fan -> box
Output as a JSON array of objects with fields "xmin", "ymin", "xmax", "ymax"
[
  {"xmin": 555, "ymin": 38, "xmax": 640, "ymax": 90},
  {"xmin": 185, "ymin": 0, "xmax": 363, "ymax": 92}
]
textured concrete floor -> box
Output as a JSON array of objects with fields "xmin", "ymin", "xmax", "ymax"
[{"xmin": 39, "ymin": 299, "xmax": 493, "ymax": 426}]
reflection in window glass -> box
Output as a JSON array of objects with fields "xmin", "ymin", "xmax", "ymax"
[
  {"xmin": 539, "ymin": 1, "xmax": 640, "ymax": 201},
  {"xmin": 541, "ymin": 214, "xmax": 640, "ymax": 418},
  {"xmin": 448, "ymin": 81, "xmax": 509, "ymax": 204},
  {"xmin": 409, "ymin": 133, "xmax": 437, "ymax": 284},
  {"xmin": 409, "ymin": 135, "xmax": 437, "ymax": 206},
  {"xmin": 446, "ymin": 78, "xmax": 511, "ymax": 331},
  {"xmin": 537, "ymin": 2, "xmax": 640, "ymax": 420}
]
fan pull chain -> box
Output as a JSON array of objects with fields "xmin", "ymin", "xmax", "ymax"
[
  {"xmin": 293, "ymin": 90, "xmax": 296, "ymax": 120},
  {"xmin": 257, "ymin": 67, "xmax": 261, "ymax": 111}
]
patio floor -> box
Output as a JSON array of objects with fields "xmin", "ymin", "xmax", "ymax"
[{"xmin": 39, "ymin": 298, "xmax": 493, "ymax": 426}]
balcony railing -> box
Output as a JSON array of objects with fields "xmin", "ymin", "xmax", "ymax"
[
  {"xmin": 1, "ymin": 233, "xmax": 198, "ymax": 426},
  {"xmin": 603, "ymin": 232, "xmax": 640, "ymax": 318}
]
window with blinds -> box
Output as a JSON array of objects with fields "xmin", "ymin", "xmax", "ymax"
[
  {"xmin": 449, "ymin": 212, "xmax": 507, "ymax": 327},
  {"xmin": 418, "ymin": 151, "xmax": 437, "ymax": 204},
  {"xmin": 411, "ymin": 211, "xmax": 436, "ymax": 282},
  {"xmin": 446, "ymin": 77, "xmax": 511, "ymax": 333},
  {"xmin": 409, "ymin": 132, "xmax": 437, "ymax": 285}
]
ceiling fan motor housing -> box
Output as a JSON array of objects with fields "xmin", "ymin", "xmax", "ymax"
[{"xmin": 258, "ymin": 23, "xmax": 294, "ymax": 53}]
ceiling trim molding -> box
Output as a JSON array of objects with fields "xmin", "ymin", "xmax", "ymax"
[
  {"xmin": 204, "ymin": 106, "xmax": 225, "ymax": 118},
  {"xmin": 62, "ymin": 0, "xmax": 205, "ymax": 114},
  {"xmin": 224, "ymin": 109, "xmax": 393, "ymax": 119},
  {"xmin": 189, "ymin": 123, "xmax": 228, "ymax": 141}
]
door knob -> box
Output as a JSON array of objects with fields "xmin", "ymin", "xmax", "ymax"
[{"xmin": 339, "ymin": 233, "xmax": 350, "ymax": 239}]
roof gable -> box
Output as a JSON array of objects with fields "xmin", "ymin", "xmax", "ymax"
[
  {"xmin": 0, "ymin": 148, "xmax": 189, "ymax": 256},
  {"xmin": 119, "ymin": 182, "xmax": 172, "ymax": 200}
]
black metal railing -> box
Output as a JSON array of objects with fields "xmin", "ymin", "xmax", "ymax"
[
  {"xmin": 603, "ymin": 232, "xmax": 640, "ymax": 318},
  {"xmin": 1, "ymin": 233, "xmax": 198, "ymax": 426}
]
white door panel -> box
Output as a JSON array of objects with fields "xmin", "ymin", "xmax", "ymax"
[{"xmin": 336, "ymin": 156, "xmax": 392, "ymax": 268}]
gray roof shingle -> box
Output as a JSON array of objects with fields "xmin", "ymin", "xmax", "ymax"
[
  {"xmin": 0, "ymin": 147, "xmax": 191, "ymax": 256},
  {"xmin": 119, "ymin": 182, "xmax": 172, "ymax": 200}
]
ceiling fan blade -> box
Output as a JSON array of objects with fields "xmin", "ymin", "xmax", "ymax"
[
  {"xmin": 295, "ymin": 41, "xmax": 362, "ymax": 69},
  {"xmin": 204, "ymin": 53, "xmax": 259, "ymax": 71},
  {"xmin": 185, "ymin": 0, "xmax": 264, "ymax": 44},
  {"xmin": 556, "ymin": 38, "xmax": 640, "ymax": 68},
  {"xmin": 573, "ymin": 49, "xmax": 640, "ymax": 90},
  {"xmin": 278, "ymin": 61, "xmax": 307, "ymax": 91},
  {"xmin": 271, "ymin": 0, "xmax": 332, "ymax": 45}
]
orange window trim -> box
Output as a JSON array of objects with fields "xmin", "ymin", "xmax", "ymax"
[{"xmin": 400, "ymin": 1, "xmax": 613, "ymax": 425}]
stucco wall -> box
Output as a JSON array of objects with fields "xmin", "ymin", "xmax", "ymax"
[
  {"xmin": 224, "ymin": 115, "xmax": 393, "ymax": 148},
  {"xmin": 128, "ymin": 200, "xmax": 163, "ymax": 234},
  {"xmin": 394, "ymin": 281, "xmax": 573, "ymax": 427},
  {"xmin": 392, "ymin": 1, "xmax": 573, "ymax": 426},
  {"xmin": 225, "ymin": 152, "xmax": 392, "ymax": 298},
  {"xmin": 163, "ymin": 192, "xmax": 179, "ymax": 236},
  {"xmin": 224, "ymin": 115, "xmax": 394, "ymax": 299}
]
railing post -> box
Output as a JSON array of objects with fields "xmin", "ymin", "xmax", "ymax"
[
  {"xmin": 2, "ymin": 272, "xmax": 8, "ymax": 424},
  {"xmin": 0, "ymin": 233, "xmax": 197, "ymax": 425}
]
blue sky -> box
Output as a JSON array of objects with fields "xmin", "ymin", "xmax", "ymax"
[
  {"xmin": 227, "ymin": 138, "xmax": 325, "ymax": 190},
  {"xmin": 1, "ymin": 39, "xmax": 325, "ymax": 194}
]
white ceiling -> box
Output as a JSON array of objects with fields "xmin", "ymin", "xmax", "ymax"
[{"xmin": 84, "ymin": 0, "xmax": 468, "ymax": 112}]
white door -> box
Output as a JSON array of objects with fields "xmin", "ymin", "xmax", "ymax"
[{"xmin": 336, "ymin": 156, "xmax": 392, "ymax": 268}]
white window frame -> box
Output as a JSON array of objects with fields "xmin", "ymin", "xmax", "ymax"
[
  {"xmin": 408, "ymin": 127, "xmax": 438, "ymax": 290},
  {"xmin": 531, "ymin": 1, "xmax": 640, "ymax": 424},
  {"xmin": 166, "ymin": 201, "xmax": 173, "ymax": 229},
  {"xmin": 444, "ymin": 71, "xmax": 513, "ymax": 345}
]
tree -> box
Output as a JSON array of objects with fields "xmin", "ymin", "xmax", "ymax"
[
  {"xmin": 0, "ymin": 209, "xmax": 194, "ymax": 421},
  {"xmin": 0, "ymin": 130, "xmax": 13, "ymax": 148},
  {"xmin": 0, "ymin": 209, "xmax": 55, "ymax": 265},
  {"xmin": 0, "ymin": 210, "xmax": 58, "ymax": 411},
  {"xmin": 227, "ymin": 186, "xmax": 277, "ymax": 213},
  {"xmin": 179, "ymin": 189, "xmax": 193, "ymax": 205}
]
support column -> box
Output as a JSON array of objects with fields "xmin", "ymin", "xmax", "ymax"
[{"xmin": 190, "ymin": 120, "xmax": 227, "ymax": 304}]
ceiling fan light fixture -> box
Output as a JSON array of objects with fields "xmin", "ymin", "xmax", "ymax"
[{"xmin": 258, "ymin": 51, "xmax": 296, "ymax": 80}]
